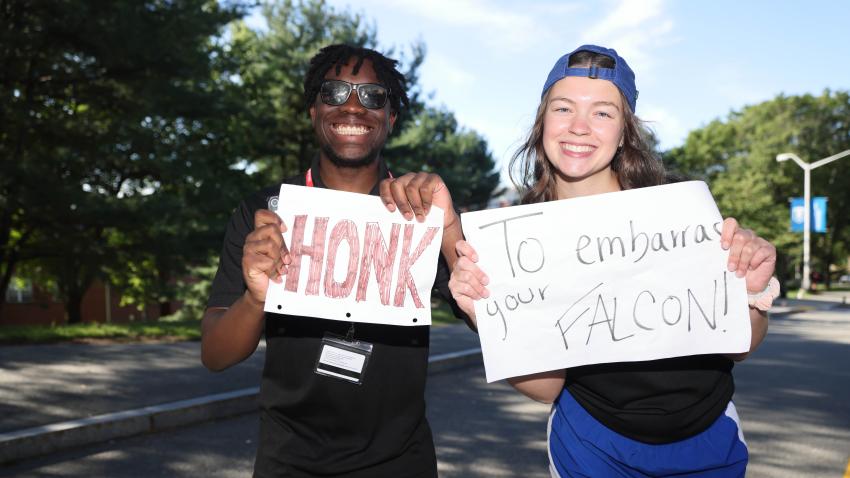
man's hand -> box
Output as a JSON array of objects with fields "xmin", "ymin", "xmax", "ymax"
[
  {"xmin": 242, "ymin": 209, "xmax": 290, "ymax": 304},
  {"xmin": 379, "ymin": 172, "xmax": 457, "ymax": 228}
]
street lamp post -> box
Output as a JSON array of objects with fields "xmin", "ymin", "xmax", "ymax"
[{"xmin": 776, "ymin": 149, "xmax": 850, "ymax": 298}]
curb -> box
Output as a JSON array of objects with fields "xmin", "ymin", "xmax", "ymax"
[
  {"xmin": 0, "ymin": 348, "xmax": 482, "ymax": 465},
  {"xmin": 769, "ymin": 306, "xmax": 810, "ymax": 315}
]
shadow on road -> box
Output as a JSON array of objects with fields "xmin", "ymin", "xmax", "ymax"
[
  {"xmin": 0, "ymin": 342, "xmax": 264, "ymax": 433},
  {"xmin": 735, "ymin": 312, "xmax": 850, "ymax": 477},
  {"xmin": 427, "ymin": 363, "xmax": 551, "ymax": 478}
]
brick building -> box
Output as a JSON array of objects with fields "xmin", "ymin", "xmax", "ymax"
[{"xmin": 1, "ymin": 280, "xmax": 175, "ymax": 326}]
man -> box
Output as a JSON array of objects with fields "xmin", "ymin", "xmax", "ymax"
[{"xmin": 202, "ymin": 44, "xmax": 464, "ymax": 477}]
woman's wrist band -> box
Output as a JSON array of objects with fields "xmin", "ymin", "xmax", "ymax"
[{"xmin": 747, "ymin": 276, "xmax": 780, "ymax": 311}]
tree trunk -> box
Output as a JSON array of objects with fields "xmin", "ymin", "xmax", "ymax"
[
  {"xmin": 66, "ymin": 290, "xmax": 84, "ymax": 324},
  {"xmin": 64, "ymin": 265, "xmax": 94, "ymax": 325},
  {"xmin": 0, "ymin": 225, "xmax": 29, "ymax": 315},
  {"xmin": 0, "ymin": 260, "xmax": 13, "ymax": 313},
  {"xmin": 776, "ymin": 253, "xmax": 791, "ymax": 298}
]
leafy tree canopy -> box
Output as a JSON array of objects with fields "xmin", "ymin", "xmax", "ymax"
[
  {"xmin": 1, "ymin": 0, "xmax": 501, "ymax": 323},
  {"xmin": 664, "ymin": 90, "xmax": 850, "ymax": 287}
]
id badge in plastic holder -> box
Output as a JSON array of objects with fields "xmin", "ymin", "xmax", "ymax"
[{"xmin": 315, "ymin": 334, "xmax": 373, "ymax": 385}]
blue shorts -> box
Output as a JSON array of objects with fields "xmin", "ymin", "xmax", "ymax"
[{"xmin": 548, "ymin": 390, "xmax": 748, "ymax": 477}]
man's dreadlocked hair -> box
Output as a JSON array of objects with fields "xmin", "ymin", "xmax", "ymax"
[{"xmin": 303, "ymin": 44, "xmax": 410, "ymax": 114}]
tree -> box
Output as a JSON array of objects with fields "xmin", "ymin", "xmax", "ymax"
[
  {"xmin": 230, "ymin": 1, "xmax": 499, "ymax": 206},
  {"xmin": 227, "ymin": 0, "xmax": 378, "ymax": 184},
  {"xmin": 664, "ymin": 91, "xmax": 850, "ymax": 289},
  {"xmin": 2, "ymin": 0, "xmax": 502, "ymax": 323},
  {"xmin": 1, "ymin": 0, "xmax": 251, "ymax": 321},
  {"xmin": 385, "ymin": 106, "xmax": 501, "ymax": 211}
]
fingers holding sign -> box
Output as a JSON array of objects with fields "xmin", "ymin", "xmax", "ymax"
[
  {"xmin": 379, "ymin": 172, "xmax": 465, "ymax": 271},
  {"xmin": 379, "ymin": 172, "xmax": 456, "ymax": 226},
  {"xmin": 242, "ymin": 209, "xmax": 290, "ymax": 304},
  {"xmin": 720, "ymin": 217, "xmax": 777, "ymax": 293},
  {"xmin": 448, "ymin": 240, "xmax": 490, "ymax": 325}
]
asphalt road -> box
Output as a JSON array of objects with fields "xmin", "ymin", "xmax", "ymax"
[
  {"xmin": 733, "ymin": 307, "xmax": 850, "ymax": 478},
  {"xmin": 3, "ymin": 308, "xmax": 849, "ymax": 477},
  {"xmin": 0, "ymin": 363, "xmax": 551, "ymax": 478}
]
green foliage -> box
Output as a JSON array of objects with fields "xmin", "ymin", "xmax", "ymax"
[
  {"xmin": 1, "ymin": 0, "xmax": 501, "ymax": 325},
  {"xmin": 664, "ymin": 90, "xmax": 850, "ymax": 287},
  {"xmin": 227, "ymin": 0, "xmax": 380, "ymax": 182},
  {"xmin": 168, "ymin": 263, "xmax": 219, "ymax": 321},
  {"xmin": 225, "ymin": 1, "xmax": 500, "ymax": 205},
  {"xmin": 385, "ymin": 106, "xmax": 501, "ymax": 210},
  {"xmin": 1, "ymin": 0, "xmax": 252, "ymax": 321},
  {"xmin": 429, "ymin": 294, "xmax": 460, "ymax": 327}
]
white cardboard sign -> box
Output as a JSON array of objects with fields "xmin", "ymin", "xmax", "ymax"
[
  {"xmin": 264, "ymin": 184, "xmax": 444, "ymax": 326},
  {"xmin": 461, "ymin": 181, "xmax": 751, "ymax": 382}
]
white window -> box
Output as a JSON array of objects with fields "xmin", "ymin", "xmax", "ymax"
[{"xmin": 5, "ymin": 279, "xmax": 33, "ymax": 304}]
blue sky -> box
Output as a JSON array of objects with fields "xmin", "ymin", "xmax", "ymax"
[{"xmin": 251, "ymin": 0, "xmax": 850, "ymax": 181}]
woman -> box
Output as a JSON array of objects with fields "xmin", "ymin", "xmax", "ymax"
[{"xmin": 447, "ymin": 45, "xmax": 778, "ymax": 477}]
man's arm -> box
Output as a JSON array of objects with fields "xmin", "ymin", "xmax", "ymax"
[
  {"xmin": 201, "ymin": 295, "xmax": 266, "ymax": 371},
  {"xmin": 433, "ymin": 252, "xmax": 475, "ymax": 330},
  {"xmin": 440, "ymin": 207, "xmax": 463, "ymax": 272},
  {"xmin": 201, "ymin": 208, "xmax": 289, "ymax": 371}
]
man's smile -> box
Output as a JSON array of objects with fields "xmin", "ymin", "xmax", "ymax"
[{"xmin": 332, "ymin": 123, "xmax": 372, "ymax": 136}]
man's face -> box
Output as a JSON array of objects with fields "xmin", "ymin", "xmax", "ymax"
[{"xmin": 310, "ymin": 59, "xmax": 397, "ymax": 168}]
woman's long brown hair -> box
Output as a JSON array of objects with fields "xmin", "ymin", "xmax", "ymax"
[{"xmin": 509, "ymin": 51, "xmax": 666, "ymax": 204}]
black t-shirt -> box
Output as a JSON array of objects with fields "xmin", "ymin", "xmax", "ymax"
[
  {"xmin": 207, "ymin": 159, "xmax": 457, "ymax": 477},
  {"xmin": 561, "ymin": 175, "xmax": 736, "ymax": 444},
  {"xmin": 565, "ymin": 354, "xmax": 735, "ymax": 444}
]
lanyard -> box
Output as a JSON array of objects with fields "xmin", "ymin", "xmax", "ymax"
[{"xmin": 304, "ymin": 167, "xmax": 392, "ymax": 187}]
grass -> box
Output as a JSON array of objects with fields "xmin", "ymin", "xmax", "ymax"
[
  {"xmin": 431, "ymin": 295, "xmax": 463, "ymax": 327},
  {"xmin": 0, "ymin": 296, "xmax": 465, "ymax": 344},
  {"xmin": 0, "ymin": 319, "xmax": 202, "ymax": 345}
]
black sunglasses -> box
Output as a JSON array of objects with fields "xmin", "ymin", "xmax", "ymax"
[{"xmin": 320, "ymin": 80, "xmax": 389, "ymax": 110}]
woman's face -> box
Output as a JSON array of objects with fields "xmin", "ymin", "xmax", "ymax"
[{"xmin": 542, "ymin": 76, "xmax": 625, "ymax": 196}]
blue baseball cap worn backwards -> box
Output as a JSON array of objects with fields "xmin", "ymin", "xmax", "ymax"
[{"xmin": 541, "ymin": 44, "xmax": 638, "ymax": 113}]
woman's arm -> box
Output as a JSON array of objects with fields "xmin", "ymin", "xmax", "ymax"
[
  {"xmin": 719, "ymin": 217, "xmax": 777, "ymax": 361},
  {"xmin": 727, "ymin": 308, "xmax": 768, "ymax": 361},
  {"xmin": 507, "ymin": 370, "xmax": 567, "ymax": 404}
]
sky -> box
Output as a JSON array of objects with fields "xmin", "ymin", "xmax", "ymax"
[{"xmin": 249, "ymin": 0, "xmax": 850, "ymax": 183}]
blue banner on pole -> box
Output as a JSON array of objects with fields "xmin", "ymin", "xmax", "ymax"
[{"xmin": 790, "ymin": 197, "xmax": 827, "ymax": 233}]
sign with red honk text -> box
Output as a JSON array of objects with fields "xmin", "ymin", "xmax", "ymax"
[{"xmin": 264, "ymin": 184, "xmax": 444, "ymax": 326}]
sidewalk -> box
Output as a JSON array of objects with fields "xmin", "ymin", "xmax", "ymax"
[
  {"xmin": 0, "ymin": 323, "xmax": 482, "ymax": 464},
  {"xmin": 770, "ymin": 294, "xmax": 850, "ymax": 314},
  {"xmin": 788, "ymin": 288, "xmax": 850, "ymax": 304}
]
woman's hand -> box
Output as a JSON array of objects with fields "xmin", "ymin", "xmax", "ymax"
[
  {"xmin": 448, "ymin": 240, "xmax": 490, "ymax": 325},
  {"xmin": 720, "ymin": 217, "xmax": 776, "ymax": 360},
  {"xmin": 720, "ymin": 217, "xmax": 777, "ymax": 292}
]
